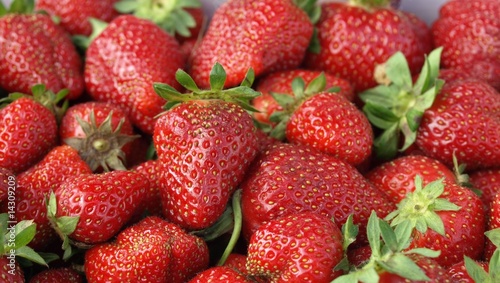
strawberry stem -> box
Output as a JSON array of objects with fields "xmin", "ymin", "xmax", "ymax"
[{"xmin": 217, "ymin": 189, "xmax": 243, "ymax": 266}]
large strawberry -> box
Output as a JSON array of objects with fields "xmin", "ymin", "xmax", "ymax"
[
  {"xmin": 189, "ymin": 0, "xmax": 317, "ymax": 88},
  {"xmin": 304, "ymin": 0, "xmax": 431, "ymax": 92},
  {"xmin": 84, "ymin": 216, "xmax": 209, "ymax": 283},
  {"xmin": 240, "ymin": 142, "xmax": 395, "ymax": 245},
  {"xmin": 153, "ymin": 63, "xmax": 260, "ymax": 230},
  {"xmin": 0, "ymin": 1, "xmax": 84, "ymax": 99},
  {"xmin": 246, "ymin": 212, "xmax": 344, "ymax": 282},
  {"xmin": 84, "ymin": 15, "xmax": 185, "ymax": 134},
  {"xmin": 432, "ymin": 0, "xmax": 500, "ymax": 90}
]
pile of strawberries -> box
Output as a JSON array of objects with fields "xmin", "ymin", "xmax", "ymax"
[{"xmin": 1, "ymin": 0, "xmax": 499, "ymax": 282}]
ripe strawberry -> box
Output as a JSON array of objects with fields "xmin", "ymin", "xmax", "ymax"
[
  {"xmin": 0, "ymin": 4, "xmax": 84, "ymax": 99},
  {"xmin": 153, "ymin": 64, "xmax": 260, "ymax": 230},
  {"xmin": 0, "ymin": 168, "xmax": 14, "ymax": 204},
  {"xmin": 84, "ymin": 15, "xmax": 185, "ymax": 134},
  {"xmin": 246, "ymin": 212, "xmax": 344, "ymax": 282},
  {"xmin": 447, "ymin": 259, "xmax": 489, "ymax": 283},
  {"xmin": 252, "ymin": 69, "xmax": 355, "ymax": 126},
  {"xmin": 49, "ymin": 170, "xmax": 148, "ymax": 246},
  {"xmin": 0, "ymin": 86, "xmax": 63, "ymax": 174},
  {"xmin": 432, "ymin": 0, "xmax": 500, "ymax": 90},
  {"xmin": 484, "ymin": 194, "xmax": 500, "ymax": 261},
  {"xmin": 189, "ymin": 0, "xmax": 316, "ymax": 88},
  {"xmin": 305, "ymin": 0, "xmax": 430, "ymax": 92},
  {"xmin": 29, "ymin": 267, "xmax": 83, "ymax": 283},
  {"xmin": 187, "ymin": 266, "xmax": 252, "ymax": 283},
  {"xmin": 13, "ymin": 145, "xmax": 92, "ymax": 250},
  {"xmin": 35, "ymin": 0, "xmax": 120, "ymax": 36},
  {"xmin": 0, "ymin": 257, "xmax": 24, "ymax": 283},
  {"xmin": 469, "ymin": 168, "xmax": 500, "ymax": 211},
  {"xmin": 84, "ymin": 216, "xmax": 209, "ymax": 283},
  {"xmin": 60, "ymin": 101, "xmax": 138, "ymax": 171},
  {"xmin": 240, "ymin": 142, "xmax": 395, "ymax": 245},
  {"xmin": 131, "ymin": 159, "xmax": 163, "ymax": 217}
]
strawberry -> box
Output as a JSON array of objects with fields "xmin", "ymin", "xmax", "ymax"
[
  {"xmin": 48, "ymin": 170, "xmax": 148, "ymax": 248},
  {"xmin": 29, "ymin": 267, "xmax": 83, "ymax": 283},
  {"xmin": 84, "ymin": 216, "xmax": 209, "ymax": 283},
  {"xmin": 432, "ymin": 0, "xmax": 500, "ymax": 90},
  {"xmin": 84, "ymin": 15, "xmax": 185, "ymax": 134},
  {"xmin": 265, "ymin": 73, "xmax": 373, "ymax": 166},
  {"xmin": 240, "ymin": 142, "xmax": 395, "ymax": 245},
  {"xmin": 305, "ymin": 0, "xmax": 430, "ymax": 92},
  {"xmin": 131, "ymin": 159, "xmax": 163, "ymax": 217},
  {"xmin": 153, "ymin": 63, "xmax": 260, "ymax": 230},
  {"xmin": 447, "ymin": 259, "xmax": 489, "ymax": 283},
  {"xmin": 0, "ymin": 168, "xmax": 14, "ymax": 204},
  {"xmin": 60, "ymin": 101, "xmax": 138, "ymax": 171},
  {"xmin": 246, "ymin": 212, "xmax": 344, "ymax": 282},
  {"xmin": 484, "ymin": 195, "xmax": 500, "ymax": 261},
  {"xmin": 0, "ymin": 2, "xmax": 84, "ymax": 100},
  {"xmin": 12, "ymin": 145, "xmax": 92, "ymax": 251},
  {"xmin": 189, "ymin": 0, "xmax": 316, "ymax": 88},
  {"xmin": 35, "ymin": 0, "xmax": 120, "ymax": 36},
  {"xmin": 0, "ymin": 257, "xmax": 24, "ymax": 283},
  {"xmin": 0, "ymin": 86, "xmax": 65, "ymax": 174},
  {"xmin": 252, "ymin": 69, "xmax": 355, "ymax": 126},
  {"xmin": 469, "ymin": 168, "xmax": 500, "ymax": 212},
  {"xmin": 187, "ymin": 266, "xmax": 252, "ymax": 283}
]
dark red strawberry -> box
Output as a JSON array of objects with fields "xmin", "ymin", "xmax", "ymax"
[
  {"xmin": 84, "ymin": 15, "xmax": 185, "ymax": 134},
  {"xmin": 305, "ymin": 0, "xmax": 430, "ymax": 92},
  {"xmin": 432, "ymin": 0, "xmax": 500, "ymax": 90},
  {"xmin": 0, "ymin": 168, "xmax": 14, "ymax": 205},
  {"xmin": 84, "ymin": 216, "xmax": 209, "ymax": 283},
  {"xmin": 60, "ymin": 101, "xmax": 138, "ymax": 171},
  {"xmin": 153, "ymin": 63, "xmax": 260, "ymax": 230},
  {"xmin": 240, "ymin": 142, "xmax": 395, "ymax": 245},
  {"xmin": 0, "ymin": 257, "xmax": 24, "ymax": 283},
  {"xmin": 246, "ymin": 212, "xmax": 344, "ymax": 282},
  {"xmin": 29, "ymin": 267, "xmax": 83, "ymax": 283},
  {"xmin": 0, "ymin": 4, "xmax": 84, "ymax": 99},
  {"xmin": 187, "ymin": 266, "xmax": 252, "ymax": 283},
  {"xmin": 189, "ymin": 0, "xmax": 316, "ymax": 88},
  {"xmin": 35, "ymin": 0, "xmax": 120, "ymax": 36}
]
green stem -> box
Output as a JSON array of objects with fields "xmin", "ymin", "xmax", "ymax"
[{"xmin": 217, "ymin": 189, "xmax": 243, "ymax": 266}]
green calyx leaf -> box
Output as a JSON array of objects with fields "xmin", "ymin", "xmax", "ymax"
[
  {"xmin": 154, "ymin": 63, "xmax": 261, "ymax": 111},
  {"xmin": 360, "ymin": 47, "xmax": 444, "ymax": 161},
  {"xmin": 385, "ymin": 175, "xmax": 461, "ymax": 236},
  {"xmin": 348, "ymin": 0, "xmax": 392, "ymax": 9},
  {"xmin": 0, "ymin": 0, "xmax": 35, "ymax": 16},
  {"xmin": 73, "ymin": 17, "xmax": 108, "ymax": 50},
  {"xmin": 115, "ymin": 0, "xmax": 202, "ymax": 37},
  {"xmin": 292, "ymin": 0, "xmax": 321, "ymax": 24}
]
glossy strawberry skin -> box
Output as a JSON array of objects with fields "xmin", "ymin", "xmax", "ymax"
[
  {"xmin": 484, "ymin": 192, "xmax": 500, "ymax": 261},
  {"xmin": 85, "ymin": 15, "xmax": 185, "ymax": 134},
  {"xmin": 246, "ymin": 212, "xmax": 344, "ymax": 283},
  {"xmin": 29, "ymin": 267, "xmax": 83, "ymax": 283},
  {"xmin": 187, "ymin": 266, "xmax": 252, "ymax": 283},
  {"xmin": 154, "ymin": 100, "xmax": 259, "ymax": 230},
  {"xmin": 12, "ymin": 145, "xmax": 92, "ymax": 251},
  {"xmin": 36, "ymin": 0, "xmax": 120, "ymax": 36},
  {"xmin": 240, "ymin": 143, "xmax": 395, "ymax": 245},
  {"xmin": 189, "ymin": 0, "xmax": 313, "ymax": 88},
  {"xmin": 0, "ymin": 168, "xmax": 14, "ymax": 204},
  {"xmin": 85, "ymin": 216, "xmax": 209, "ymax": 283},
  {"xmin": 469, "ymin": 168, "xmax": 500, "ymax": 211},
  {"xmin": 305, "ymin": 2, "xmax": 427, "ymax": 92},
  {"xmin": 447, "ymin": 260, "xmax": 489, "ymax": 283},
  {"xmin": 415, "ymin": 79, "xmax": 500, "ymax": 170},
  {"xmin": 0, "ymin": 14, "xmax": 84, "ymax": 99},
  {"xmin": 0, "ymin": 97, "xmax": 58, "ymax": 174},
  {"xmin": 131, "ymin": 160, "xmax": 163, "ymax": 217},
  {"xmin": 54, "ymin": 170, "xmax": 148, "ymax": 244}
]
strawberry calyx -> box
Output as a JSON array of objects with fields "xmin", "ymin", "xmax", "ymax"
[
  {"xmin": 384, "ymin": 176, "xmax": 461, "ymax": 236},
  {"xmin": 360, "ymin": 47, "xmax": 444, "ymax": 161},
  {"xmin": 64, "ymin": 111, "xmax": 139, "ymax": 172},
  {"xmin": 0, "ymin": 0, "xmax": 34, "ymax": 16},
  {"xmin": 348, "ymin": 0, "xmax": 392, "ymax": 9},
  {"xmin": 267, "ymin": 72, "xmax": 340, "ymax": 140},
  {"xmin": 465, "ymin": 228, "xmax": 500, "ymax": 282},
  {"xmin": 154, "ymin": 62, "xmax": 261, "ymax": 112},
  {"xmin": 114, "ymin": 0, "xmax": 202, "ymax": 38},
  {"xmin": 72, "ymin": 18, "xmax": 109, "ymax": 50}
]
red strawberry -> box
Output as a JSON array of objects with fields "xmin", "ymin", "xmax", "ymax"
[
  {"xmin": 0, "ymin": 257, "xmax": 24, "ymax": 283},
  {"xmin": 35, "ymin": 0, "xmax": 120, "ymax": 36},
  {"xmin": 189, "ymin": 0, "xmax": 315, "ymax": 88},
  {"xmin": 240, "ymin": 142, "xmax": 395, "ymax": 245},
  {"xmin": 12, "ymin": 145, "xmax": 92, "ymax": 251},
  {"xmin": 484, "ymin": 194, "xmax": 500, "ymax": 261},
  {"xmin": 246, "ymin": 212, "xmax": 344, "ymax": 282},
  {"xmin": 84, "ymin": 216, "xmax": 209, "ymax": 283},
  {"xmin": 305, "ymin": 0, "xmax": 430, "ymax": 92},
  {"xmin": 187, "ymin": 266, "xmax": 252, "ymax": 283},
  {"xmin": 432, "ymin": 0, "xmax": 500, "ymax": 90},
  {"xmin": 29, "ymin": 267, "xmax": 83, "ymax": 283},
  {"xmin": 469, "ymin": 168, "xmax": 500, "ymax": 211},
  {"xmin": 84, "ymin": 15, "xmax": 185, "ymax": 134},
  {"xmin": 131, "ymin": 159, "xmax": 163, "ymax": 217},
  {"xmin": 0, "ymin": 168, "xmax": 14, "ymax": 204},
  {"xmin": 153, "ymin": 63, "xmax": 260, "ymax": 230},
  {"xmin": 447, "ymin": 259, "xmax": 489, "ymax": 283},
  {"xmin": 0, "ymin": 6, "xmax": 84, "ymax": 99},
  {"xmin": 0, "ymin": 87, "xmax": 62, "ymax": 174},
  {"xmin": 60, "ymin": 101, "xmax": 138, "ymax": 171},
  {"xmin": 49, "ymin": 170, "xmax": 148, "ymax": 246}
]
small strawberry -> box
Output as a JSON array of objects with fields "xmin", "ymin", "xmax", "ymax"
[
  {"xmin": 29, "ymin": 267, "xmax": 83, "ymax": 283},
  {"xmin": 246, "ymin": 212, "xmax": 344, "ymax": 283},
  {"xmin": 0, "ymin": 168, "xmax": 14, "ymax": 205},
  {"xmin": 189, "ymin": 0, "xmax": 317, "ymax": 88},
  {"xmin": 187, "ymin": 266, "xmax": 252, "ymax": 283},
  {"xmin": 35, "ymin": 0, "xmax": 120, "ymax": 36},
  {"xmin": 0, "ymin": 1, "xmax": 84, "ymax": 99},
  {"xmin": 84, "ymin": 15, "xmax": 185, "ymax": 134},
  {"xmin": 153, "ymin": 63, "xmax": 260, "ymax": 230},
  {"xmin": 60, "ymin": 101, "xmax": 139, "ymax": 171},
  {"xmin": 84, "ymin": 216, "xmax": 209, "ymax": 283}
]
